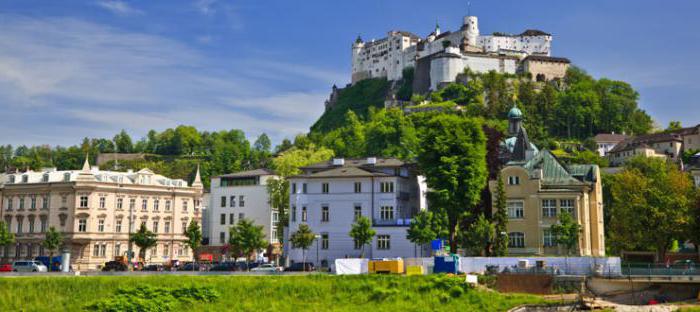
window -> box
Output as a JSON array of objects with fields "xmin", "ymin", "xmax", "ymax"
[
  {"xmin": 114, "ymin": 243, "xmax": 121, "ymax": 257},
  {"xmin": 182, "ymin": 222, "xmax": 187, "ymax": 234},
  {"xmin": 220, "ymin": 232, "xmax": 226, "ymax": 244},
  {"xmin": 93, "ymin": 244, "xmax": 100, "ymax": 257},
  {"xmin": 141, "ymin": 221, "xmax": 146, "ymax": 229},
  {"xmin": 154, "ymin": 199, "xmax": 159, "ymax": 211},
  {"xmin": 302, "ymin": 183, "xmax": 307, "ymax": 194},
  {"xmin": 100, "ymin": 244, "xmax": 106, "ymax": 257},
  {"xmin": 129, "ymin": 198, "xmax": 136, "ymax": 210},
  {"xmin": 40, "ymin": 218, "xmax": 47, "ymax": 232},
  {"xmin": 220, "ymin": 196, "xmax": 226, "ymax": 207},
  {"xmin": 141, "ymin": 199, "xmax": 148, "ymax": 211},
  {"xmin": 560, "ymin": 199, "xmax": 575, "ymax": 216},
  {"xmin": 291, "ymin": 183, "xmax": 297, "ymax": 194},
  {"xmin": 229, "ymin": 213, "xmax": 234, "ymax": 225},
  {"xmin": 79, "ymin": 196, "xmax": 88, "ymax": 208},
  {"xmin": 239, "ymin": 195, "xmax": 245, "ymax": 207},
  {"xmin": 163, "ymin": 244, "xmax": 169, "ymax": 257},
  {"xmin": 354, "ymin": 182, "xmax": 362, "ymax": 193},
  {"xmin": 321, "ymin": 234, "xmax": 329, "ymax": 249},
  {"xmin": 30, "ymin": 197, "xmax": 36, "ymax": 210},
  {"xmin": 354, "ymin": 239, "xmax": 362, "ymax": 250},
  {"xmin": 354, "ymin": 205, "xmax": 362, "ymax": 220},
  {"xmin": 239, "ymin": 213, "xmax": 244, "ymax": 220},
  {"xmin": 42, "ymin": 196, "xmax": 48, "ymax": 210},
  {"xmin": 272, "ymin": 211, "xmax": 279, "ymax": 223},
  {"xmin": 6, "ymin": 198, "xmax": 11, "ymax": 210},
  {"xmin": 321, "ymin": 205, "xmax": 329, "ymax": 222},
  {"xmin": 322, "ymin": 183, "xmax": 329, "ymax": 194},
  {"xmin": 98, "ymin": 219, "xmax": 105, "ymax": 232},
  {"xmin": 99, "ymin": 197, "xmax": 106, "ymax": 209},
  {"xmin": 28, "ymin": 219, "xmax": 34, "ymax": 233},
  {"xmin": 165, "ymin": 200, "xmax": 171, "ymax": 211},
  {"xmin": 291, "ymin": 206, "xmax": 297, "ymax": 222},
  {"xmin": 117, "ymin": 198, "xmax": 123, "ymax": 210},
  {"xmin": 116, "ymin": 219, "xmax": 122, "ymax": 233},
  {"xmin": 63, "ymin": 173, "xmax": 70, "ymax": 182},
  {"xmin": 164, "ymin": 221, "xmax": 170, "ymax": 233},
  {"xmin": 507, "ymin": 201, "xmax": 524, "ymax": 219},
  {"xmin": 301, "ymin": 206, "xmax": 307, "ymax": 222},
  {"xmin": 220, "ymin": 214, "xmax": 226, "ymax": 225},
  {"xmin": 380, "ymin": 182, "xmax": 394, "ymax": 193},
  {"xmin": 377, "ymin": 235, "xmax": 391, "ymax": 250},
  {"xmin": 508, "ymin": 232, "xmax": 525, "ymax": 248},
  {"xmin": 380, "ymin": 206, "xmax": 394, "ymax": 220},
  {"xmin": 542, "ymin": 199, "xmax": 557, "ymax": 218},
  {"xmin": 230, "ymin": 196, "xmax": 236, "ymax": 207},
  {"xmin": 508, "ymin": 176, "xmax": 520, "ymax": 185},
  {"xmin": 182, "ymin": 200, "xmax": 188, "ymax": 211},
  {"xmin": 543, "ymin": 229, "xmax": 556, "ymax": 247},
  {"xmin": 153, "ymin": 221, "xmax": 159, "ymax": 233},
  {"xmin": 78, "ymin": 219, "xmax": 87, "ymax": 232},
  {"xmin": 19, "ymin": 197, "xmax": 24, "ymax": 210}
]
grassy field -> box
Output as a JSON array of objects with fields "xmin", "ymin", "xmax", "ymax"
[{"xmin": 0, "ymin": 274, "xmax": 551, "ymax": 311}]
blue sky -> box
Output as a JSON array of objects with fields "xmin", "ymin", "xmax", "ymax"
[{"xmin": 0, "ymin": 0, "xmax": 698, "ymax": 147}]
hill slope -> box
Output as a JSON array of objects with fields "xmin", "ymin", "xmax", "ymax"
[{"xmin": 310, "ymin": 78, "xmax": 390, "ymax": 133}]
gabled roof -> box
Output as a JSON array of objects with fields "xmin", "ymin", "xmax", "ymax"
[
  {"xmin": 609, "ymin": 132, "xmax": 683, "ymax": 154},
  {"xmin": 217, "ymin": 168, "xmax": 275, "ymax": 178},
  {"xmin": 292, "ymin": 166, "xmax": 389, "ymax": 179},
  {"xmin": 522, "ymin": 150, "xmax": 586, "ymax": 186},
  {"xmin": 593, "ymin": 133, "xmax": 629, "ymax": 143}
]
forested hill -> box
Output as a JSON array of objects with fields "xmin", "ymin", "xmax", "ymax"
[{"xmin": 309, "ymin": 67, "xmax": 655, "ymax": 146}]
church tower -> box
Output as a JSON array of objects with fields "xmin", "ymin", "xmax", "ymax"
[{"xmin": 508, "ymin": 105, "xmax": 523, "ymax": 136}]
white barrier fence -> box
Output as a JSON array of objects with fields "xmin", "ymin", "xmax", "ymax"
[{"xmin": 335, "ymin": 257, "xmax": 622, "ymax": 276}]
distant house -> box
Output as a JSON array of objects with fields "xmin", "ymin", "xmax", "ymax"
[
  {"xmin": 607, "ymin": 132, "xmax": 683, "ymax": 167},
  {"xmin": 593, "ymin": 133, "xmax": 628, "ymax": 157},
  {"xmin": 675, "ymin": 124, "xmax": 700, "ymax": 152}
]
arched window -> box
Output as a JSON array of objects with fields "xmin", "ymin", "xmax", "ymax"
[{"xmin": 536, "ymin": 73, "xmax": 546, "ymax": 82}]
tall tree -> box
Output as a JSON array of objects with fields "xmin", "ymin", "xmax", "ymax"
[
  {"xmin": 289, "ymin": 224, "xmax": 315, "ymax": 271},
  {"xmin": 0, "ymin": 221, "xmax": 15, "ymax": 261},
  {"xmin": 266, "ymin": 178, "xmax": 289, "ymax": 244},
  {"xmin": 42, "ymin": 227, "xmax": 62, "ymax": 268},
  {"xmin": 348, "ymin": 216, "xmax": 376, "ymax": 258},
  {"xmin": 406, "ymin": 210, "xmax": 445, "ymax": 257},
  {"xmin": 492, "ymin": 175, "xmax": 509, "ymax": 256},
  {"xmin": 228, "ymin": 218, "xmax": 268, "ymax": 270},
  {"xmin": 550, "ymin": 212, "xmax": 582, "ymax": 256},
  {"xmin": 253, "ymin": 133, "xmax": 272, "ymax": 152},
  {"xmin": 130, "ymin": 224, "xmax": 157, "ymax": 265},
  {"xmin": 113, "ymin": 129, "xmax": 133, "ymax": 153},
  {"xmin": 459, "ymin": 214, "xmax": 494, "ymax": 256},
  {"xmin": 184, "ymin": 220, "xmax": 202, "ymax": 270},
  {"xmin": 417, "ymin": 114, "xmax": 488, "ymax": 252}
]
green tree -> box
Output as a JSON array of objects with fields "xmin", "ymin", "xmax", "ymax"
[
  {"xmin": 42, "ymin": 227, "xmax": 62, "ymax": 267},
  {"xmin": 130, "ymin": 224, "xmax": 157, "ymax": 265},
  {"xmin": 406, "ymin": 210, "xmax": 445, "ymax": 257},
  {"xmin": 266, "ymin": 178, "xmax": 289, "ymax": 243},
  {"xmin": 348, "ymin": 216, "xmax": 375, "ymax": 258},
  {"xmin": 666, "ymin": 121, "xmax": 682, "ymax": 132},
  {"xmin": 364, "ymin": 108, "xmax": 419, "ymax": 159},
  {"xmin": 459, "ymin": 214, "xmax": 494, "ymax": 256},
  {"xmin": 271, "ymin": 144, "xmax": 335, "ymax": 177},
  {"xmin": 289, "ymin": 224, "xmax": 315, "ymax": 271},
  {"xmin": 184, "ymin": 220, "xmax": 202, "ymax": 270},
  {"xmin": 228, "ymin": 218, "xmax": 268, "ymax": 270},
  {"xmin": 492, "ymin": 175, "xmax": 509, "ymax": 256},
  {"xmin": 254, "ymin": 133, "xmax": 272, "ymax": 152},
  {"xmin": 550, "ymin": 212, "xmax": 581, "ymax": 255},
  {"xmin": 607, "ymin": 156, "xmax": 695, "ymax": 260},
  {"xmin": 0, "ymin": 221, "xmax": 15, "ymax": 260},
  {"xmin": 113, "ymin": 129, "xmax": 133, "ymax": 153},
  {"xmin": 417, "ymin": 115, "xmax": 488, "ymax": 252}
]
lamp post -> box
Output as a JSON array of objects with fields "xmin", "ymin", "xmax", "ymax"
[{"xmin": 314, "ymin": 234, "xmax": 321, "ymax": 270}]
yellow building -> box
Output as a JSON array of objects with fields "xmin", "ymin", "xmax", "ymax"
[
  {"xmin": 490, "ymin": 106, "xmax": 605, "ymax": 257},
  {"xmin": 0, "ymin": 157, "xmax": 204, "ymax": 270}
]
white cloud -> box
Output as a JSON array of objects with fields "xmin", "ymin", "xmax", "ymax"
[
  {"xmin": 0, "ymin": 15, "xmax": 338, "ymax": 146},
  {"xmin": 194, "ymin": 0, "xmax": 217, "ymax": 15},
  {"xmin": 95, "ymin": 0, "xmax": 143, "ymax": 16}
]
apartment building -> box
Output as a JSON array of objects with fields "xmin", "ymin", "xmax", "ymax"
[
  {"xmin": 0, "ymin": 158, "xmax": 204, "ymax": 270},
  {"xmin": 209, "ymin": 169, "xmax": 279, "ymax": 259},
  {"xmin": 285, "ymin": 158, "xmax": 428, "ymax": 268}
]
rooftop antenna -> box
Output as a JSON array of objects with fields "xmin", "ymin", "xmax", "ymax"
[{"xmin": 467, "ymin": 1, "xmax": 472, "ymax": 16}]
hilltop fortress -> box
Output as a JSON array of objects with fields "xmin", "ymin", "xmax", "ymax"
[{"xmin": 351, "ymin": 14, "xmax": 570, "ymax": 93}]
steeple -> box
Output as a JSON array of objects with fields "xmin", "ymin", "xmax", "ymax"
[
  {"xmin": 434, "ymin": 19, "xmax": 441, "ymax": 36},
  {"xmin": 508, "ymin": 104, "xmax": 523, "ymax": 136},
  {"xmin": 191, "ymin": 164, "xmax": 203, "ymax": 188},
  {"xmin": 82, "ymin": 153, "xmax": 91, "ymax": 172},
  {"xmin": 76, "ymin": 153, "xmax": 95, "ymax": 182}
]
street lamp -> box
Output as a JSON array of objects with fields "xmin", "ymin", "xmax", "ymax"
[{"xmin": 314, "ymin": 234, "xmax": 321, "ymax": 271}]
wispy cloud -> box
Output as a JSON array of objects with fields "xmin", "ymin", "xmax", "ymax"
[
  {"xmin": 0, "ymin": 15, "xmax": 339, "ymax": 146},
  {"xmin": 194, "ymin": 0, "xmax": 217, "ymax": 15},
  {"xmin": 95, "ymin": 0, "xmax": 143, "ymax": 16}
]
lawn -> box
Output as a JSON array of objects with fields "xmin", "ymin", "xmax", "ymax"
[{"xmin": 0, "ymin": 274, "xmax": 550, "ymax": 311}]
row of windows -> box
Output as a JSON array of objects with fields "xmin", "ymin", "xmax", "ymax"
[
  {"xmin": 506, "ymin": 199, "xmax": 576, "ymax": 219},
  {"xmin": 3, "ymin": 216, "xmax": 48, "ymax": 234},
  {"xmin": 4, "ymin": 195, "xmax": 57, "ymax": 211},
  {"xmin": 219, "ymin": 213, "xmax": 246, "ymax": 225},
  {"xmin": 290, "ymin": 182, "xmax": 395, "ymax": 194},
  {"xmin": 508, "ymin": 229, "xmax": 561, "ymax": 248},
  {"xmin": 76, "ymin": 219, "xmax": 187, "ymax": 234},
  {"xmin": 219, "ymin": 195, "xmax": 245, "ymax": 208},
  {"xmin": 290, "ymin": 234, "xmax": 392, "ymax": 251},
  {"xmin": 7, "ymin": 172, "xmax": 72, "ymax": 184},
  {"xmin": 290, "ymin": 205, "xmax": 393, "ymax": 223}
]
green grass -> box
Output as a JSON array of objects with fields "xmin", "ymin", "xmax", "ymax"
[{"xmin": 0, "ymin": 274, "xmax": 550, "ymax": 311}]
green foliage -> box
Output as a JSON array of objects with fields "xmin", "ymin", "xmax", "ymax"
[
  {"xmin": 492, "ymin": 175, "xmax": 508, "ymax": 256},
  {"xmin": 271, "ymin": 144, "xmax": 335, "ymax": 177},
  {"xmin": 85, "ymin": 285, "xmax": 219, "ymax": 312},
  {"xmin": 417, "ymin": 114, "xmax": 488, "ymax": 252},
  {"xmin": 459, "ymin": 214, "xmax": 494, "ymax": 256},
  {"xmin": 550, "ymin": 212, "xmax": 582, "ymax": 255},
  {"xmin": 266, "ymin": 178, "xmax": 289, "ymax": 243},
  {"xmin": 184, "ymin": 220, "xmax": 202, "ymax": 263},
  {"xmin": 406, "ymin": 210, "xmax": 447, "ymax": 256},
  {"xmin": 666, "ymin": 121, "xmax": 683, "ymax": 132},
  {"xmin": 348, "ymin": 216, "xmax": 376, "ymax": 258},
  {"xmin": 396, "ymin": 67, "xmax": 414, "ymax": 101},
  {"xmin": 253, "ymin": 133, "xmax": 272, "ymax": 152},
  {"xmin": 228, "ymin": 218, "xmax": 268, "ymax": 264},
  {"xmin": 130, "ymin": 224, "xmax": 157, "ymax": 262},
  {"xmin": 310, "ymin": 78, "xmax": 390, "ymax": 133},
  {"xmin": 42, "ymin": 227, "xmax": 62, "ymax": 258},
  {"xmin": 607, "ymin": 156, "xmax": 696, "ymax": 259},
  {"xmin": 0, "ymin": 221, "xmax": 15, "ymax": 249},
  {"xmin": 290, "ymin": 223, "xmax": 315, "ymax": 268}
]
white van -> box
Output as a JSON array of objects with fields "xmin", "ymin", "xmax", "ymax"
[{"xmin": 12, "ymin": 260, "xmax": 48, "ymax": 272}]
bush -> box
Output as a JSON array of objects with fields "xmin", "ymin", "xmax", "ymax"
[
  {"xmin": 85, "ymin": 285, "xmax": 220, "ymax": 312},
  {"xmin": 449, "ymin": 286, "xmax": 465, "ymax": 298}
]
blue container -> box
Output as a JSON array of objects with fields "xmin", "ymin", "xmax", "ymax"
[
  {"xmin": 35, "ymin": 256, "xmax": 62, "ymax": 271},
  {"xmin": 433, "ymin": 255, "xmax": 460, "ymax": 274},
  {"xmin": 430, "ymin": 239, "xmax": 443, "ymax": 251}
]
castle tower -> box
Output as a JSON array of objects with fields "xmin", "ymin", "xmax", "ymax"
[
  {"xmin": 351, "ymin": 35, "xmax": 365, "ymax": 83},
  {"xmin": 462, "ymin": 16, "xmax": 479, "ymax": 47}
]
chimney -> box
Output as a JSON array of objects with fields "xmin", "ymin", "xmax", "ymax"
[{"xmin": 332, "ymin": 158, "xmax": 345, "ymax": 166}]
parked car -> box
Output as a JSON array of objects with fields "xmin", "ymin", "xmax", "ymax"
[
  {"xmin": 12, "ymin": 260, "xmax": 48, "ymax": 272},
  {"xmin": 284, "ymin": 262, "xmax": 314, "ymax": 272},
  {"xmin": 102, "ymin": 261, "xmax": 128, "ymax": 272},
  {"xmin": 210, "ymin": 262, "xmax": 237, "ymax": 272},
  {"xmin": 0, "ymin": 264, "xmax": 13, "ymax": 272},
  {"xmin": 250, "ymin": 263, "xmax": 280, "ymax": 272},
  {"xmin": 143, "ymin": 264, "xmax": 164, "ymax": 271},
  {"xmin": 180, "ymin": 263, "xmax": 201, "ymax": 271}
]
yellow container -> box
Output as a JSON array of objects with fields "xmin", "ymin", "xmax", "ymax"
[
  {"xmin": 406, "ymin": 265, "xmax": 424, "ymax": 276},
  {"xmin": 369, "ymin": 259, "xmax": 404, "ymax": 274}
]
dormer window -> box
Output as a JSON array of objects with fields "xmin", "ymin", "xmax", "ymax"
[
  {"xmin": 8, "ymin": 176, "xmax": 15, "ymax": 184},
  {"xmin": 42, "ymin": 174, "xmax": 49, "ymax": 183},
  {"xmin": 22, "ymin": 175, "xmax": 28, "ymax": 183},
  {"xmin": 63, "ymin": 173, "xmax": 71, "ymax": 182}
]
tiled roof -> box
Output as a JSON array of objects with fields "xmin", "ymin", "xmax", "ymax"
[
  {"xmin": 217, "ymin": 168, "xmax": 275, "ymax": 178},
  {"xmin": 608, "ymin": 132, "xmax": 682, "ymax": 154},
  {"xmin": 593, "ymin": 133, "xmax": 629, "ymax": 143},
  {"xmin": 292, "ymin": 166, "xmax": 389, "ymax": 179},
  {"xmin": 522, "ymin": 150, "xmax": 586, "ymax": 186}
]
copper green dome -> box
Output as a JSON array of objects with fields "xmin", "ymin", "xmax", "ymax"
[{"xmin": 508, "ymin": 105, "xmax": 523, "ymax": 119}]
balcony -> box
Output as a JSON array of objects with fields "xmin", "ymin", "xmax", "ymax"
[{"xmin": 372, "ymin": 218, "xmax": 413, "ymax": 227}]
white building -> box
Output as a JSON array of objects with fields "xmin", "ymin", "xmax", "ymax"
[
  {"xmin": 351, "ymin": 14, "xmax": 555, "ymax": 88},
  {"xmin": 209, "ymin": 169, "xmax": 279, "ymax": 249},
  {"xmin": 593, "ymin": 133, "xmax": 629, "ymax": 157},
  {"xmin": 285, "ymin": 158, "xmax": 428, "ymax": 268}
]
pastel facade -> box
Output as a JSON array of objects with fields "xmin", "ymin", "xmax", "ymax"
[
  {"xmin": 0, "ymin": 159, "xmax": 204, "ymax": 270},
  {"xmin": 285, "ymin": 158, "xmax": 428, "ymax": 267},
  {"xmin": 607, "ymin": 133, "xmax": 683, "ymax": 166},
  {"xmin": 593, "ymin": 133, "xmax": 629, "ymax": 157}
]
